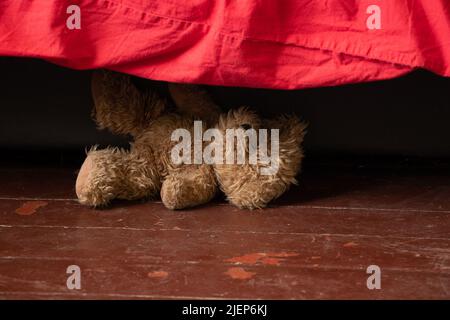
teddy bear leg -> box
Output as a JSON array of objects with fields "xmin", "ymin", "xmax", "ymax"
[
  {"xmin": 92, "ymin": 70, "xmax": 166, "ymax": 136},
  {"xmin": 168, "ymin": 83, "xmax": 221, "ymax": 126},
  {"xmin": 76, "ymin": 147, "xmax": 160, "ymax": 207},
  {"xmin": 160, "ymin": 165, "xmax": 217, "ymax": 210}
]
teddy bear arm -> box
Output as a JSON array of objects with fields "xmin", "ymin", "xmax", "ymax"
[
  {"xmin": 92, "ymin": 70, "xmax": 166, "ymax": 137},
  {"xmin": 116, "ymin": 150, "xmax": 162, "ymax": 201},
  {"xmin": 76, "ymin": 147, "xmax": 160, "ymax": 207},
  {"xmin": 76, "ymin": 148, "xmax": 126, "ymax": 206},
  {"xmin": 160, "ymin": 165, "xmax": 217, "ymax": 210}
]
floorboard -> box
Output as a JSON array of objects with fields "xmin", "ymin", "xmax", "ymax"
[{"xmin": 0, "ymin": 161, "xmax": 449, "ymax": 299}]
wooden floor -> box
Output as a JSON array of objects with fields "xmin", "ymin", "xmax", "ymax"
[{"xmin": 0, "ymin": 159, "xmax": 449, "ymax": 299}]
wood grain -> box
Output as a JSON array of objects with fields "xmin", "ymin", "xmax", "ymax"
[{"xmin": 0, "ymin": 164, "xmax": 449, "ymax": 299}]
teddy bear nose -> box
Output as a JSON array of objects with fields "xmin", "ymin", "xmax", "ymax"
[{"xmin": 240, "ymin": 124, "xmax": 252, "ymax": 130}]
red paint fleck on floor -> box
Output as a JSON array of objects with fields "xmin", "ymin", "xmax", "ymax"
[
  {"xmin": 226, "ymin": 252, "xmax": 299, "ymax": 266},
  {"xmin": 343, "ymin": 241, "xmax": 359, "ymax": 248},
  {"xmin": 226, "ymin": 253, "xmax": 263, "ymax": 265},
  {"xmin": 224, "ymin": 267, "xmax": 256, "ymax": 280},
  {"xmin": 15, "ymin": 201, "xmax": 48, "ymax": 216},
  {"xmin": 147, "ymin": 271, "xmax": 169, "ymax": 279}
]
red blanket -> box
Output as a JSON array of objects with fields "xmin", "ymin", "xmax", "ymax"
[{"xmin": 1, "ymin": 0, "xmax": 449, "ymax": 89}]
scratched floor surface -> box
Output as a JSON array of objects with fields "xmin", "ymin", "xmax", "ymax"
[{"xmin": 0, "ymin": 158, "xmax": 449, "ymax": 299}]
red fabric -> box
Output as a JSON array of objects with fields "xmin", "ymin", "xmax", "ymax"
[{"xmin": 1, "ymin": 0, "xmax": 449, "ymax": 89}]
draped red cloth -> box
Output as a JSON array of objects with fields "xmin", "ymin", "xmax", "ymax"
[{"xmin": 1, "ymin": 0, "xmax": 449, "ymax": 89}]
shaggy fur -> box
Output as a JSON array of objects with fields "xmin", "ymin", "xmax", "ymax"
[
  {"xmin": 76, "ymin": 70, "xmax": 306, "ymax": 210},
  {"xmin": 214, "ymin": 111, "xmax": 307, "ymax": 209}
]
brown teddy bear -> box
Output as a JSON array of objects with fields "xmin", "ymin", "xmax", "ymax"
[{"xmin": 75, "ymin": 70, "xmax": 306, "ymax": 210}]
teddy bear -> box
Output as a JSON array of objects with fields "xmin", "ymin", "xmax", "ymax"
[{"xmin": 75, "ymin": 70, "xmax": 306, "ymax": 210}]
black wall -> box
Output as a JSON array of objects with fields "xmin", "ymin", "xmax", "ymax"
[{"xmin": 1, "ymin": 57, "xmax": 449, "ymax": 157}]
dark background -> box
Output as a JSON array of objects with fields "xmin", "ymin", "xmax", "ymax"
[{"xmin": 1, "ymin": 57, "xmax": 449, "ymax": 160}]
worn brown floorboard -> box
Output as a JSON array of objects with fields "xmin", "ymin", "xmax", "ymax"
[
  {"xmin": 0, "ymin": 168, "xmax": 76, "ymax": 200},
  {"xmin": 1, "ymin": 222, "xmax": 449, "ymax": 272},
  {"xmin": 1, "ymin": 200, "xmax": 450, "ymax": 239},
  {"xmin": 1, "ymin": 258, "xmax": 449, "ymax": 299},
  {"xmin": 0, "ymin": 164, "xmax": 449, "ymax": 299}
]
